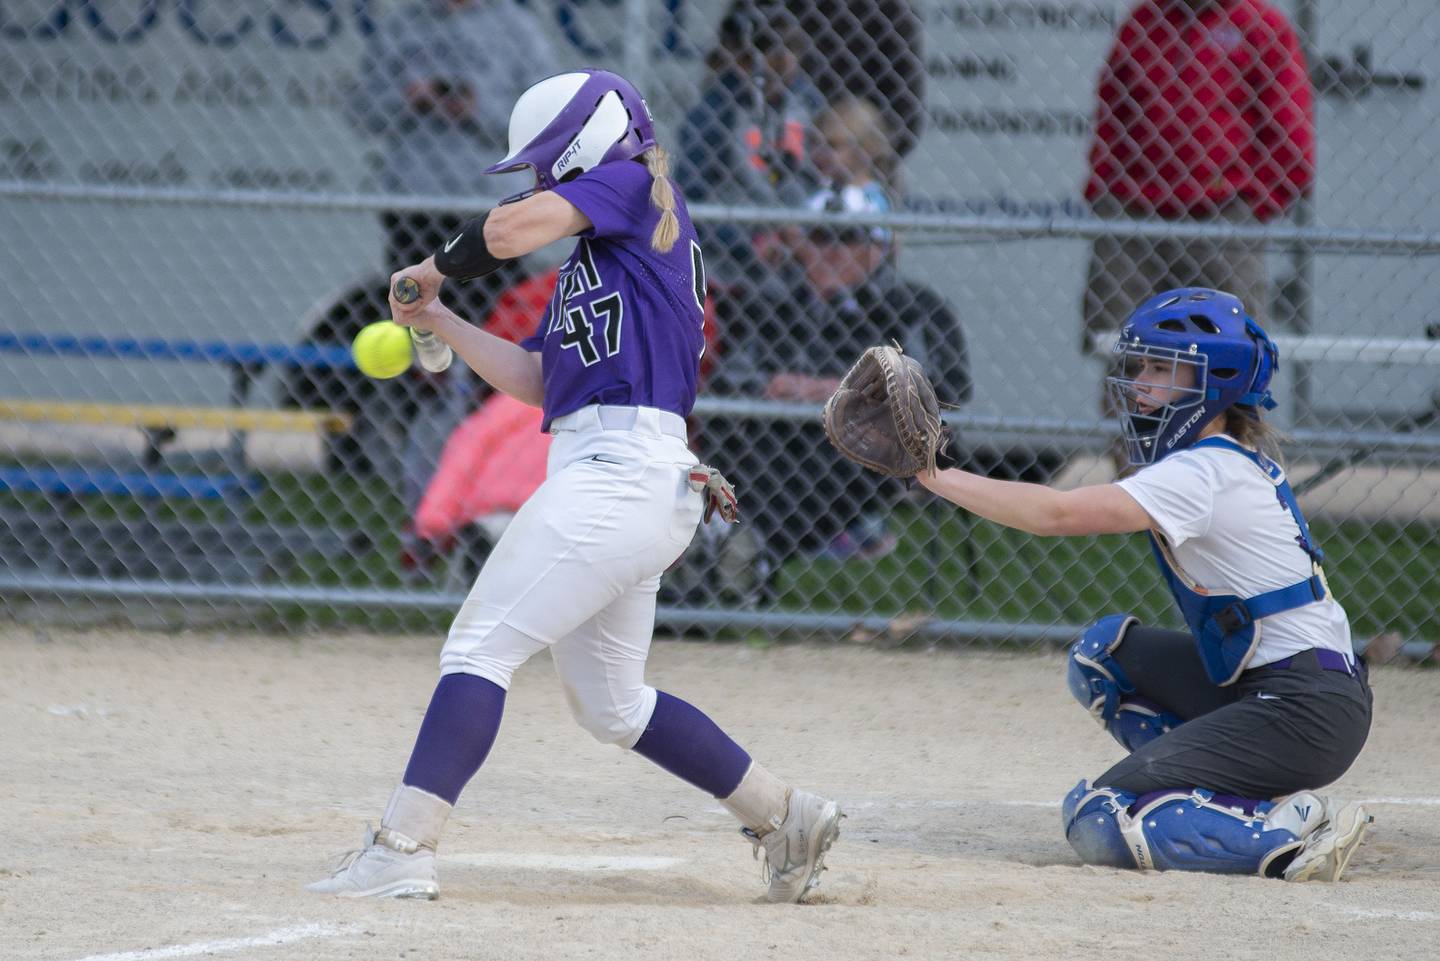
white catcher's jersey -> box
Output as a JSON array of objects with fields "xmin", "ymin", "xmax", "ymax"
[{"xmin": 1117, "ymin": 434, "xmax": 1352, "ymax": 668}]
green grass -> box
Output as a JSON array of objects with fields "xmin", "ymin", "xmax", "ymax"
[
  {"xmin": 4, "ymin": 463, "xmax": 1437, "ymax": 643},
  {"xmin": 770, "ymin": 501, "xmax": 1440, "ymax": 643}
]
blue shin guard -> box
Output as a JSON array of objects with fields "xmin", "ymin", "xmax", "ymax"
[
  {"xmin": 1067, "ymin": 614, "xmax": 1185, "ymax": 752},
  {"xmin": 1061, "ymin": 779, "xmax": 1322, "ymax": 877}
]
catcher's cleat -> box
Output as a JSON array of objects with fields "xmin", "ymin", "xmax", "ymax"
[
  {"xmin": 306, "ymin": 824, "xmax": 440, "ymax": 899},
  {"xmin": 743, "ymin": 790, "xmax": 843, "ymax": 903},
  {"xmin": 1284, "ymin": 801, "xmax": 1372, "ymax": 882}
]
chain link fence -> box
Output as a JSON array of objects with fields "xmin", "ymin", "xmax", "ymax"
[{"xmin": 1, "ymin": 0, "xmax": 1436, "ymax": 650}]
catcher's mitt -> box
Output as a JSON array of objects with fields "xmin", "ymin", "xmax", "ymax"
[{"xmin": 823, "ymin": 344, "xmax": 948, "ymax": 478}]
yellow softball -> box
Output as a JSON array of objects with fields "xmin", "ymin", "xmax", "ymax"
[{"xmin": 351, "ymin": 320, "xmax": 414, "ymax": 379}]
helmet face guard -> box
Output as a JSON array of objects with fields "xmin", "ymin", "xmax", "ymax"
[
  {"xmin": 484, "ymin": 69, "xmax": 657, "ymax": 203},
  {"xmin": 1105, "ymin": 287, "xmax": 1280, "ymax": 466},
  {"xmin": 1107, "ymin": 342, "xmax": 1210, "ymax": 466}
]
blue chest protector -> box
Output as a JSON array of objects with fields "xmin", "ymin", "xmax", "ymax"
[{"xmin": 1148, "ymin": 437, "xmax": 1328, "ymax": 686}]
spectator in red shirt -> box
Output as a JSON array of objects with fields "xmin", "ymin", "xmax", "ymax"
[{"xmin": 1081, "ymin": 0, "xmax": 1315, "ymax": 358}]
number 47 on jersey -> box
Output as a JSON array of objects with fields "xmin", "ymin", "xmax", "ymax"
[{"xmin": 550, "ymin": 239, "xmax": 707, "ymax": 367}]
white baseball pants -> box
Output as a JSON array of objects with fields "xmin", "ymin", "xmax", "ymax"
[{"xmin": 439, "ymin": 405, "xmax": 701, "ymax": 747}]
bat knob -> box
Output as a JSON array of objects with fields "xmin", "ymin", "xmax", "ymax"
[{"xmin": 393, "ymin": 276, "xmax": 421, "ymax": 304}]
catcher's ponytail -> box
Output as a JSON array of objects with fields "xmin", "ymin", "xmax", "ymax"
[
  {"xmin": 644, "ymin": 146, "xmax": 680, "ymax": 254},
  {"xmin": 1224, "ymin": 406, "xmax": 1287, "ymax": 466}
]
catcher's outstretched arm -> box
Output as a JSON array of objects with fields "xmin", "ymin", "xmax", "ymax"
[{"xmin": 916, "ymin": 471, "xmax": 1154, "ymax": 537}]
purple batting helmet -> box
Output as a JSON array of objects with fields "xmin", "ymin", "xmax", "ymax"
[{"xmin": 483, "ymin": 69, "xmax": 657, "ymax": 200}]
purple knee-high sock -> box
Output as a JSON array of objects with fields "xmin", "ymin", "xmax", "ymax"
[
  {"xmin": 631, "ymin": 690, "xmax": 752, "ymax": 798},
  {"xmin": 401, "ymin": 673, "xmax": 506, "ymax": 805}
]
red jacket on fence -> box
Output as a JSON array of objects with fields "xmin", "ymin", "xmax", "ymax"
[{"xmin": 1084, "ymin": 0, "xmax": 1315, "ymax": 221}]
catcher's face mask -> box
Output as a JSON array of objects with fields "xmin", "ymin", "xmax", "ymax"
[{"xmin": 1106, "ymin": 343, "xmax": 1207, "ymax": 466}]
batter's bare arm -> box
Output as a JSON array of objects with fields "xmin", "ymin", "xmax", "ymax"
[
  {"xmin": 484, "ymin": 191, "xmax": 592, "ymax": 256},
  {"xmin": 917, "ymin": 470, "xmax": 1155, "ymax": 537},
  {"xmin": 420, "ymin": 301, "xmax": 544, "ymax": 407}
]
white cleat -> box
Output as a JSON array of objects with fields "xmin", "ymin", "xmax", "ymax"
[
  {"xmin": 1284, "ymin": 802, "xmax": 1372, "ymax": 882},
  {"xmin": 306, "ymin": 826, "xmax": 440, "ymax": 900},
  {"xmin": 743, "ymin": 790, "xmax": 843, "ymax": 903}
]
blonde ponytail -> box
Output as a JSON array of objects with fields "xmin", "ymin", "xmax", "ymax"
[{"xmin": 644, "ymin": 146, "xmax": 680, "ymax": 254}]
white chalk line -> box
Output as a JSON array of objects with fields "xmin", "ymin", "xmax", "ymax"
[
  {"xmin": 448, "ymin": 852, "xmax": 684, "ymax": 872},
  {"xmin": 1339, "ymin": 908, "xmax": 1440, "ymax": 923},
  {"xmin": 64, "ymin": 923, "xmax": 342, "ymax": 961}
]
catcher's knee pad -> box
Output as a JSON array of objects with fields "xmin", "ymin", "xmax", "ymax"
[
  {"xmin": 562, "ymin": 680, "xmax": 658, "ymax": 748},
  {"xmin": 1061, "ymin": 779, "xmax": 1320, "ymax": 877},
  {"xmin": 1067, "ymin": 614, "xmax": 1184, "ymax": 752}
]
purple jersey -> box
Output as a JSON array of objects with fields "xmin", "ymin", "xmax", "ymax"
[{"xmin": 522, "ymin": 160, "xmax": 708, "ymax": 430}]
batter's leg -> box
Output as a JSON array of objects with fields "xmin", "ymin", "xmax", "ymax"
[{"xmin": 551, "ymin": 576, "xmax": 843, "ymax": 903}]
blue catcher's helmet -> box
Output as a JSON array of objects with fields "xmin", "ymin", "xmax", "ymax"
[{"xmin": 1106, "ymin": 287, "xmax": 1280, "ymax": 465}]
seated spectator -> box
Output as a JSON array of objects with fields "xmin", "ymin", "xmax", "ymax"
[
  {"xmin": 677, "ymin": 5, "xmax": 822, "ymax": 288},
  {"xmin": 812, "ymin": 95, "xmax": 900, "ymax": 194},
  {"xmin": 718, "ymin": 0, "xmax": 926, "ymax": 158},
  {"xmin": 707, "ymin": 184, "xmax": 970, "ymax": 572}
]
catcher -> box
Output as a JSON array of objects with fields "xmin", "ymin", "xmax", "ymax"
[{"xmin": 825, "ymin": 288, "xmax": 1372, "ymax": 882}]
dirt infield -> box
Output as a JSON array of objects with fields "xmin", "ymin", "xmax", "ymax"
[{"xmin": 3, "ymin": 627, "xmax": 1437, "ymax": 961}]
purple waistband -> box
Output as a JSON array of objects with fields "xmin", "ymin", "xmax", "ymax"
[{"xmin": 1268, "ymin": 648, "xmax": 1357, "ymax": 675}]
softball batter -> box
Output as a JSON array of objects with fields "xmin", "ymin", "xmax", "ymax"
[
  {"xmin": 308, "ymin": 69, "xmax": 841, "ymax": 903},
  {"xmin": 919, "ymin": 288, "xmax": 1372, "ymax": 880}
]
